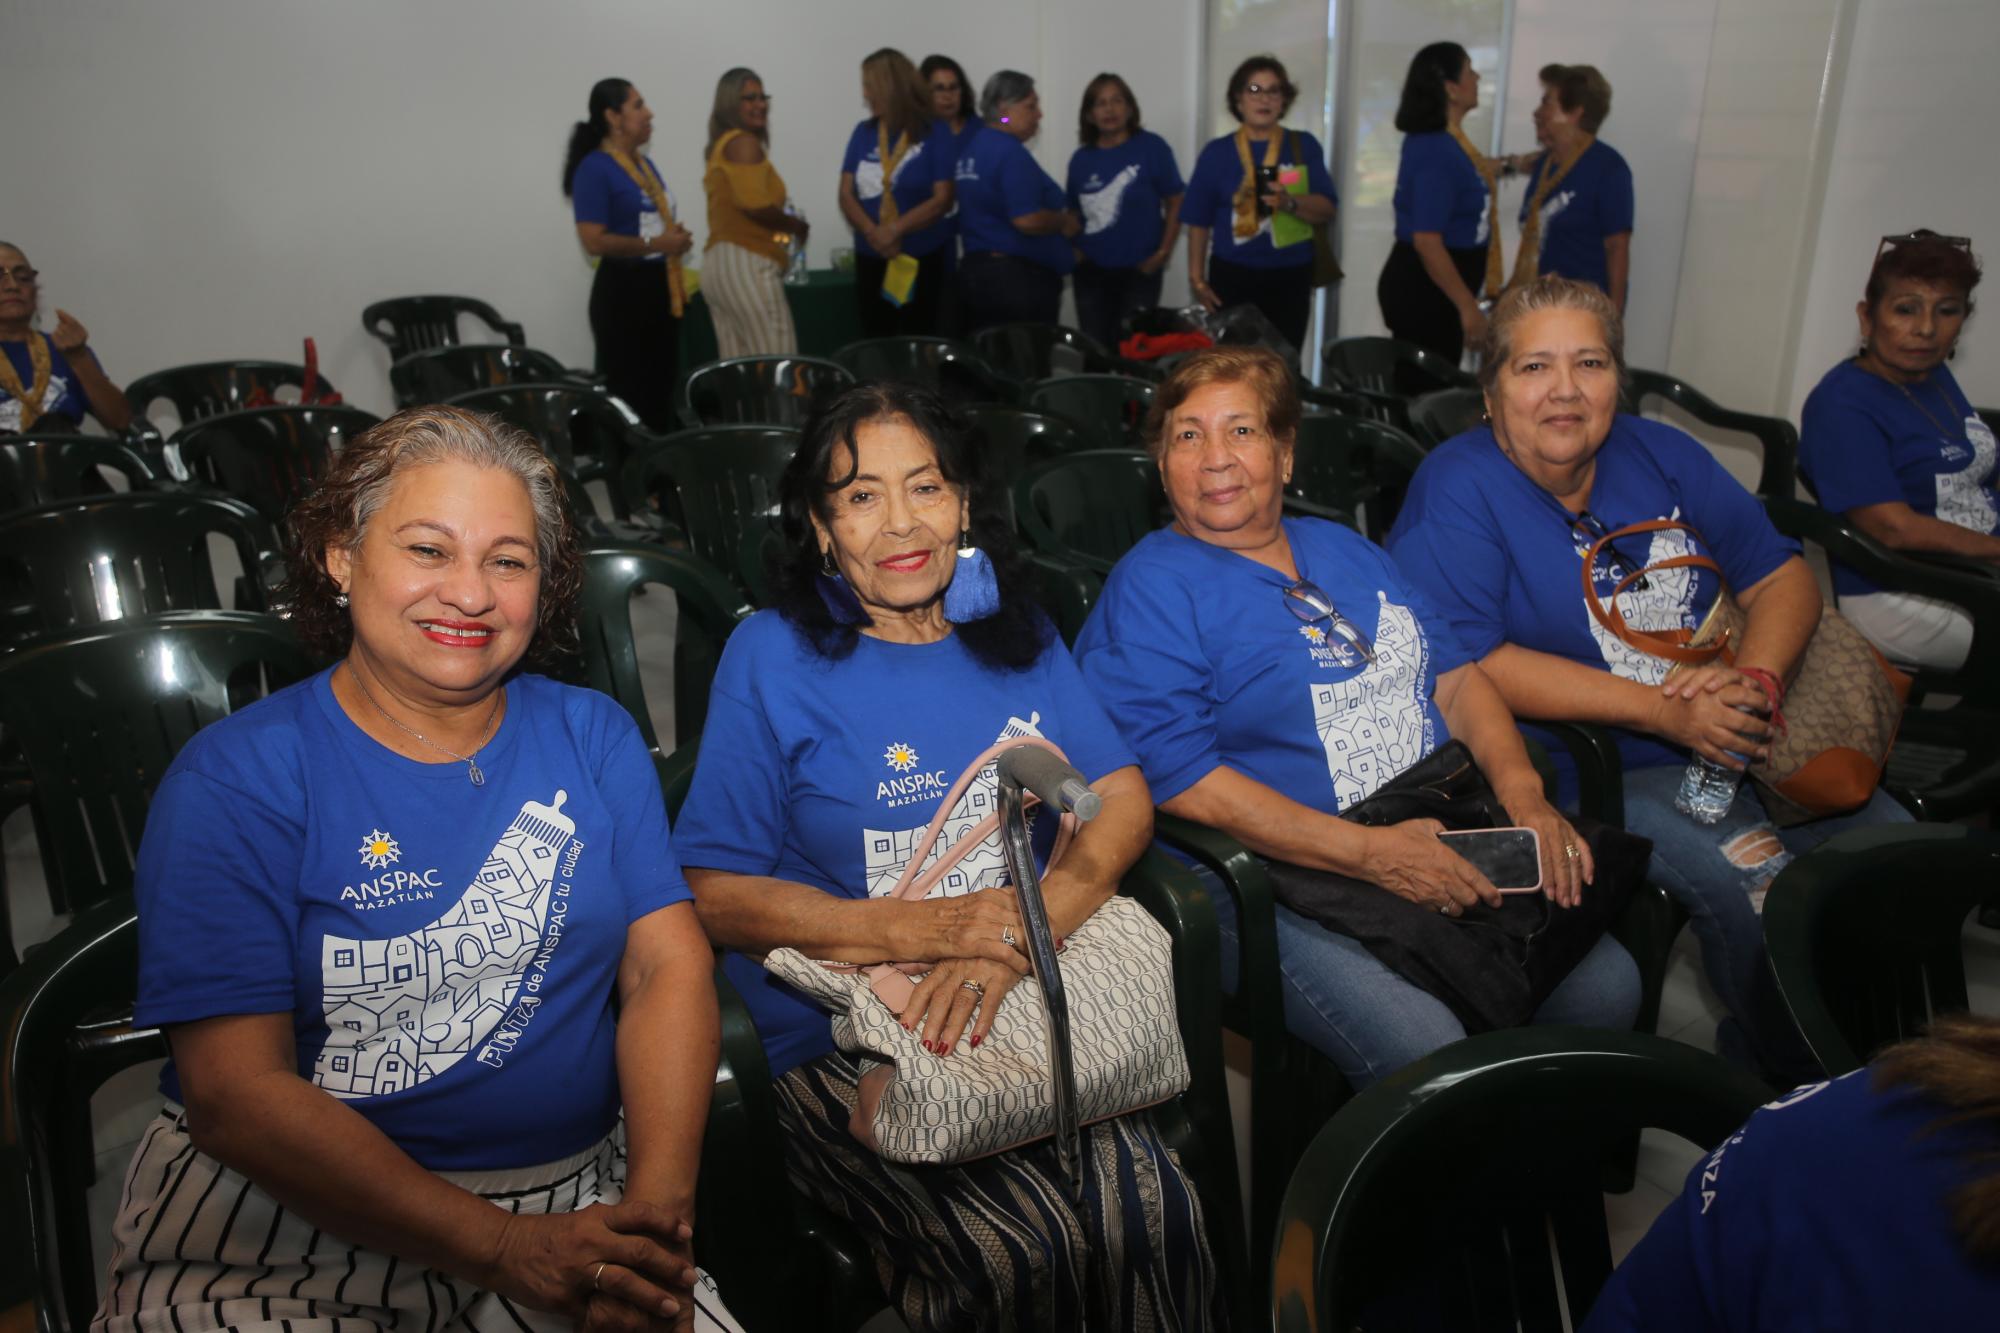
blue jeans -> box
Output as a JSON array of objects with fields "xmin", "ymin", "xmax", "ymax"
[
  {"xmin": 1195, "ymin": 865, "xmax": 1642, "ymax": 1089},
  {"xmin": 1622, "ymin": 765, "xmax": 1911, "ymax": 1063}
]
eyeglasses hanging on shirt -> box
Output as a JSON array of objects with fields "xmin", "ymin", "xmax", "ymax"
[
  {"xmin": 1571, "ymin": 509, "xmax": 1652, "ymax": 593},
  {"xmin": 1282, "ymin": 579, "xmax": 1377, "ymax": 668}
]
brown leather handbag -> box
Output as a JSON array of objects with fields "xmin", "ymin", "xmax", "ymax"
[{"xmin": 1580, "ymin": 518, "xmax": 1910, "ymax": 825}]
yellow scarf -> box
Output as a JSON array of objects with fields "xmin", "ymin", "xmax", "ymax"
[
  {"xmin": 1231, "ymin": 127, "xmax": 1284, "ymax": 241},
  {"xmin": 1507, "ymin": 139, "xmax": 1592, "ymax": 293},
  {"xmin": 1447, "ymin": 124, "xmax": 1504, "ymax": 299},
  {"xmin": 0, "ymin": 332, "xmax": 53, "ymax": 430},
  {"xmin": 875, "ymin": 123, "xmax": 914, "ymax": 229},
  {"xmin": 607, "ymin": 149, "xmax": 687, "ymax": 317}
]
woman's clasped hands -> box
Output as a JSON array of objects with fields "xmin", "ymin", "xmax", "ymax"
[{"xmin": 485, "ymin": 1200, "xmax": 700, "ymax": 1332}]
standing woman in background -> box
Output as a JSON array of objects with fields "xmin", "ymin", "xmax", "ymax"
[
  {"xmin": 1066, "ymin": 74, "xmax": 1185, "ymax": 349},
  {"xmin": 1378, "ymin": 42, "xmax": 1501, "ymax": 364},
  {"xmin": 921, "ymin": 55, "xmax": 980, "ymax": 335},
  {"xmin": 703, "ymin": 67, "xmax": 807, "ymax": 359},
  {"xmin": 1508, "ymin": 65, "xmax": 1633, "ymax": 311},
  {"xmin": 839, "ymin": 48, "xmax": 957, "ymax": 338},
  {"xmin": 1181, "ymin": 55, "xmax": 1336, "ymax": 352},
  {"xmin": 564, "ymin": 78, "xmax": 693, "ymax": 431},
  {"xmin": 953, "ymin": 71, "xmax": 1078, "ymax": 331}
]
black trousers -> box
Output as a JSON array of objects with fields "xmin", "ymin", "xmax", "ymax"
[
  {"xmin": 1072, "ymin": 262, "xmax": 1165, "ymax": 349},
  {"xmin": 1377, "ymin": 240, "xmax": 1487, "ymax": 365},
  {"xmin": 589, "ymin": 257, "xmax": 680, "ymax": 431},
  {"xmin": 1206, "ymin": 255, "xmax": 1313, "ymax": 352},
  {"xmin": 854, "ymin": 248, "xmax": 948, "ymax": 339},
  {"xmin": 957, "ymin": 252, "xmax": 1064, "ymax": 334}
]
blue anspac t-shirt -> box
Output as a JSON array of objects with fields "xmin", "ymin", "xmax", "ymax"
[
  {"xmin": 570, "ymin": 148, "xmax": 675, "ymax": 262},
  {"xmin": 673, "ymin": 612, "xmax": 1134, "ymax": 1076},
  {"xmin": 1182, "ymin": 130, "xmax": 1336, "ymax": 270},
  {"xmin": 1393, "ymin": 130, "xmax": 1489, "ymax": 248},
  {"xmin": 1, "ymin": 336, "xmax": 91, "ymax": 431},
  {"xmin": 1518, "ymin": 139, "xmax": 1633, "ymax": 294},
  {"xmin": 133, "ymin": 670, "xmax": 691, "ymax": 1171},
  {"xmin": 1386, "ymin": 417, "xmax": 1798, "ymax": 771},
  {"xmin": 841, "ymin": 116, "xmax": 958, "ymax": 259},
  {"xmin": 953, "ymin": 125, "xmax": 1074, "ymax": 274},
  {"xmin": 1066, "ymin": 129, "xmax": 1186, "ymax": 270},
  {"xmin": 1581, "ymin": 1070, "xmax": 2000, "ymax": 1333},
  {"xmin": 1072, "ymin": 517, "xmax": 1469, "ymax": 813},
  {"xmin": 1800, "ymin": 360, "xmax": 1998, "ymax": 598}
]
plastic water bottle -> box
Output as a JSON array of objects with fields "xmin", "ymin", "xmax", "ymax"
[
  {"xmin": 1674, "ymin": 704, "xmax": 1760, "ymax": 824},
  {"xmin": 782, "ymin": 203, "xmax": 810, "ymax": 285}
]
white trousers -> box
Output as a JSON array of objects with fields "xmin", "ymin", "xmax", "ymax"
[
  {"xmin": 92, "ymin": 1108, "xmax": 745, "ymax": 1333},
  {"xmin": 1839, "ymin": 588, "xmax": 1974, "ymax": 671},
  {"xmin": 702, "ymin": 242, "xmax": 797, "ymax": 359}
]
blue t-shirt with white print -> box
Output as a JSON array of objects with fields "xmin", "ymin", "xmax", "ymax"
[
  {"xmin": 954, "ymin": 125, "xmax": 1074, "ymax": 274},
  {"xmin": 1065, "ymin": 130, "xmax": 1186, "ymax": 271},
  {"xmin": 1385, "ymin": 417, "xmax": 1798, "ymax": 772},
  {"xmin": 1517, "ymin": 139, "xmax": 1634, "ymax": 294},
  {"xmin": 841, "ymin": 116, "xmax": 959, "ymax": 260},
  {"xmin": 673, "ymin": 611, "xmax": 1134, "ymax": 1077},
  {"xmin": 1182, "ymin": 130, "xmax": 1336, "ymax": 270},
  {"xmin": 134, "ymin": 670, "xmax": 691, "ymax": 1171},
  {"xmin": 1800, "ymin": 360, "xmax": 1998, "ymax": 598},
  {"xmin": 570, "ymin": 148, "xmax": 674, "ymax": 262},
  {"xmin": 1072, "ymin": 517, "xmax": 1470, "ymax": 813},
  {"xmin": 1, "ymin": 336, "xmax": 93, "ymax": 431},
  {"xmin": 1393, "ymin": 130, "xmax": 1489, "ymax": 248}
]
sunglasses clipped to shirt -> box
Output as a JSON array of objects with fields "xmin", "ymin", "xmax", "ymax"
[{"xmin": 1283, "ymin": 579, "xmax": 1376, "ymax": 667}]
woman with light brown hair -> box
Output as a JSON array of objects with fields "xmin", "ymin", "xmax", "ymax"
[
  {"xmin": 1506, "ymin": 64, "xmax": 1633, "ymax": 309},
  {"xmin": 702, "ymin": 66, "xmax": 807, "ymax": 357},
  {"xmin": 838, "ymin": 48, "xmax": 958, "ymax": 336}
]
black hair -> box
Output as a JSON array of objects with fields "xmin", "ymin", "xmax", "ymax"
[
  {"xmin": 920, "ymin": 54, "xmax": 975, "ymax": 123},
  {"xmin": 1394, "ymin": 42, "xmax": 1470, "ymax": 134},
  {"xmin": 1078, "ymin": 72, "xmax": 1143, "ymax": 145},
  {"xmin": 1224, "ymin": 55, "xmax": 1297, "ymax": 123},
  {"xmin": 1867, "ymin": 229, "xmax": 1982, "ymax": 310},
  {"xmin": 562, "ymin": 78, "xmax": 634, "ymax": 197},
  {"xmin": 772, "ymin": 382, "xmax": 1051, "ymax": 669}
]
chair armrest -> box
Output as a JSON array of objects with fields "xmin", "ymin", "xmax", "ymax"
[
  {"xmin": 1151, "ymin": 814, "xmax": 1284, "ymax": 1048},
  {"xmin": 1527, "ymin": 721, "xmax": 1627, "ymax": 828},
  {"xmin": 498, "ymin": 320, "xmax": 528, "ymax": 346}
]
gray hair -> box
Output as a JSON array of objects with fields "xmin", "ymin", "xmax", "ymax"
[
  {"xmin": 1476, "ymin": 274, "xmax": 1628, "ymax": 393},
  {"xmin": 980, "ymin": 69, "xmax": 1036, "ymax": 122}
]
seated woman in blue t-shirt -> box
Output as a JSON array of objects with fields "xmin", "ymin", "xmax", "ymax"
[
  {"xmin": 1065, "ymin": 73, "xmax": 1184, "ymax": 350},
  {"xmin": 1508, "ymin": 64, "xmax": 1633, "ymax": 309},
  {"xmin": 674, "ymin": 382, "xmax": 1219, "ymax": 1332},
  {"xmin": 838, "ymin": 48, "xmax": 957, "ymax": 339},
  {"xmin": 97, "ymin": 407, "xmax": 741, "ymax": 1333},
  {"xmin": 1072, "ymin": 346, "xmax": 1636, "ymax": 1089},
  {"xmin": 951, "ymin": 70, "xmax": 1080, "ymax": 333},
  {"xmin": 1181, "ymin": 55, "xmax": 1335, "ymax": 352},
  {"xmin": 0, "ymin": 239, "xmax": 132, "ymax": 434},
  {"xmin": 1801, "ymin": 229, "xmax": 1996, "ymax": 671},
  {"xmin": 1386, "ymin": 276, "xmax": 1911, "ymax": 1083}
]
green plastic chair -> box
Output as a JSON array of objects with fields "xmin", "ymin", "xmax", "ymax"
[
  {"xmin": 832, "ymin": 336, "xmax": 1016, "ymax": 404},
  {"xmin": 361, "ymin": 294, "xmax": 526, "ymax": 360},
  {"xmin": 617, "ymin": 427, "xmax": 801, "ymax": 587},
  {"xmin": 1763, "ymin": 825, "xmax": 2000, "ymax": 1078},
  {"xmin": 1407, "ymin": 385, "xmax": 1486, "ymax": 449},
  {"xmin": 1021, "ymin": 551, "xmax": 1103, "ymax": 648},
  {"xmin": 1025, "ymin": 374, "xmax": 1155, "ymax": 448},
  {"xmin": 389, "ymin": 344, "xmax": 592, "ymax": 408},
  {"xmin": 165, "ymin": 404, "xmax": 378, "ymax": 529},
  {"xmin": 1013, "ymin": 449, "xmax": 1166, "ymax": 576},
  {"xmin": 962, "ymin": 404, "xmax": 1098, "ymax": 469},
  {"xmin": 0, "ymin": 493, "xmax": 273, "ymax": 646},
  {"xmin": 680, "ymin": 355, "xmax": 855, "ymax": 428},
  {"xmin": 1620, "ymin": 368, "xmax": 1798, "ymax": 498},
  {"xmin": 971, "ymin": 322, "xmax": 1156, "ymax": 382},
  {"xmin": 447, "ymin": 383, "xmax": 654, "ymax": 519},
  {"xmin": 0, "ymin": 433, "xmax": 164, "ymax": 516},
  {"xmin": 128, "ymin": 360, "xmax": 342, "ymax": 436},
  {"xmin": 1271, "ymin": 1028, "xmax": 1771, "ymax": 1332},
  {"xmin": 1322, "ymin": 336, "xmax": 1476, "ymax": 396},
  {"xmin": 1290, "ymin": 411, "xmax": 1428, "ymax": 542},
  {"xmin": 575, "ymin": 544, "xmax": 752, "ymax": 754}
]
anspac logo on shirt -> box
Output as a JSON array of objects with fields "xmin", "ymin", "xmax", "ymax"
[
  {"xmin": 1297, "ymin": 622, "xmax": 1356, "ymax": 669},
  {"xmin": 358, "ymin": 829, "xmax": 401, "ymax": 869},
  {"xmin": 878, "ymin": 741, "xmax": 950, "ymax": 806},
  {"xmin": 342, "ymin": 826, "xmax": 443, "ymax": 911}
]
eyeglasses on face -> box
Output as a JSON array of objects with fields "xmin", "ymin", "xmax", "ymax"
[
  {"xmin": 1282, "ymin": 579, "xmax": 1376, "ymax": 666},
  {"xmin": 1243, "ymin": 81, "xmax": 1290, "ymax": 100},
  {"xmin": 0, "ymin": 266, "xmax": 39, "ymax": 287},
  {"xmin": 1874, "ymin": 231, "xmax": 1972, "ymax": 265}
]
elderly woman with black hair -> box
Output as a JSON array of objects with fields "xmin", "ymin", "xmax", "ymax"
[
  {"xmin": 1801, "ymin": 230, "xmax": 1994, "ymax": 670},
  {"xmin": 0, "ymin": 239, "xmax": 132, "ymax": 434},
  {"xmin": 94, "ymin": 406, "xmax": 741, "ymax": 1333},
  {"xmin": 1181, "ymin": 54, "xmax": 1336, "ymax": 350},
  {"xmin": 673, "ymin": 382, "xmax": 1218, "ymax": 1332},
  {"xmin": 951, "ymin": 70, "xmax": 1080, "ymax": 331}
]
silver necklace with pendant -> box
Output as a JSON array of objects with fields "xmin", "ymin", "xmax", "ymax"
[{"xmin": 346, "ymin": 664, "xmax": 503, "ymax": 786}]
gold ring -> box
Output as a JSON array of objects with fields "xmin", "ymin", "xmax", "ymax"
[
  {"xmin": 960, "ymin": 978, "xmax": 986, "ymax": 996},
  {"xmin": 1564, "ymin": 843, "xmax": 1580, "ymax": 860},
  {"xmin": 592, "ymin": 1261, "xmax": 607, "ymax": 1291}
]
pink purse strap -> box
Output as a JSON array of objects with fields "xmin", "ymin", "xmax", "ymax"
[{"xmin": 886, "ymin": 735, "xmax": 1079, "ymax": 901}]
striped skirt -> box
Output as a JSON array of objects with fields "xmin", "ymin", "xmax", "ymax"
[
  {"xmin": 92, "ymin": 1108, "xmax": 744, "ymax": 1333},
  {"xmin": 775, "ymin": 1052, "xmax": 1220, "ymax": 1333},
  {"xmin": 702, "ymin": 242, "xmax": 797, "ymax": 359}
]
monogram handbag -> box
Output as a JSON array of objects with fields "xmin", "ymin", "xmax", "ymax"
[
  {"xmin": 761, "ymin": 737, "xmax": 1190, "ymax": 1166},
  {"xmin": 1581, "ymin": 518, "xmax": 1911, "ymax": 824}
]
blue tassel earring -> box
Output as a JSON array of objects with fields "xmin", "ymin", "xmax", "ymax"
[
  {"xmin": 943, "ymin": 530, "xmax": 1000, "ymax": 623},
  {"xmin": 815, "ymin": 548, "xmax": 866, "ymax": 625}
]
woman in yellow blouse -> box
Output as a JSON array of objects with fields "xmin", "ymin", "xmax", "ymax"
[{"xmin": 703, "ymin": 68, "xmax": 809, "ymax": 359}]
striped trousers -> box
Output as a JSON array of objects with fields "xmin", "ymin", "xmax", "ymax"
[
  {"xmin": 776, "ymin": 1051, "xmax": 1220, "ymax": 1333},
  {"xmin": 92, "ymin": 1108, "xmax": 744, "ymax": 1333},
  {"xmin": 702, "ymin": 243, "xmax": 797, "ymax": 359}
]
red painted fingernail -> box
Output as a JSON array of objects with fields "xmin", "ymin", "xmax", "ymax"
[{"xmin": 970, "ymin": 1034, "xmax": 983, "ymax": 1048}]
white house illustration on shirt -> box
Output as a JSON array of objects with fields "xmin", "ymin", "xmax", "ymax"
[
  {"xmin": 1582, "ymin": 516, "xmax": 1703, "ymax": 687},
  {"xmin": 313, "ymin": 791, "xmax": 576, "ymax": 1098},
  {"xmin": 864, "ymin": 712, "xmax": 1046, "ymax": 899},
  {"xmin": 1310, "ymin": 594, "xmax": 1436, "ymax": 809}
]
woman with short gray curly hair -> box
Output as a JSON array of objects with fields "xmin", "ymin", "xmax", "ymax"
[{"xmin": 952, "ymin": 68, "xmax": 1080, "ymax": 330}]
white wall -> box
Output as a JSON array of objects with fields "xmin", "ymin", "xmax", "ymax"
[{"xmin": 3, "ymin": 0, "xmax": 1201, "ymax": 418}]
